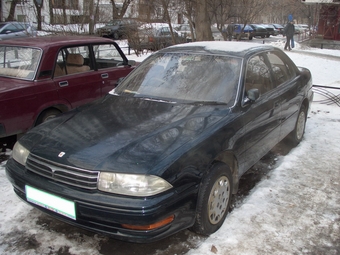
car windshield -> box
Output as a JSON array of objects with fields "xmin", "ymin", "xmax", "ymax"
[
  {"xmin": 0, "ymin": 46, "xmax": 41, "ymax": 80},
  {"xmin": 113, "ymin": 52, "xmax": 242, "ymax": 105}
]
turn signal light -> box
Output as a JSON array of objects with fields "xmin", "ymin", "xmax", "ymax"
[{"xmin": 121, "ymin": 215, "xmax": 174, "ymax": 231}]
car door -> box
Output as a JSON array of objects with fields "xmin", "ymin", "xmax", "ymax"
[
  {"xmin": 266, "ymin": 50, "xmax": 301, "ymax": 141},
  {"xmin": 238, "ymin": 53, "xmax": 282, "ymax": 175},
  {"xmin": 53, "ymin": 45, "xmax": 102, "ymax": 109},
  {"xmin": 92, "ymin": 43, "xmax": 133, "ymax": 94}
]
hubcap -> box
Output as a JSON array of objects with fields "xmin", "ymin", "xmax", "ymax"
[
  {"xmin": 208, "ymin": 176, "xmax": 230, "ymax": 225},
  {"xmin": 296, "ymin": 111, "xmax": 306, "ymax": 140}
]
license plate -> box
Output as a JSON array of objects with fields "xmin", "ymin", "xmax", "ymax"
[{"xmin": 25, "ymin": 185, "xmax": 76, "ymax": 220}]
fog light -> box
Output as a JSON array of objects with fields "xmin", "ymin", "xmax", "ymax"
[{"xmin": 121, "ymin": 215, "xmax": 174, "ymax": 231}]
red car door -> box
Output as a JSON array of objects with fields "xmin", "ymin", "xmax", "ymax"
[
  {"xmin": 53, "ymin": 46, "xmax": 102, "ymax": 109},
  {"xmin": 92, "ymin": 43, "xmax": 134, "ymax": 95}
]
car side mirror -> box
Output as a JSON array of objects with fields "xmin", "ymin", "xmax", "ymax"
[
  {"xmin": 128, "ymin": 60, "xmax": 136, "ymax": 66},
  {"xmin": 244, "ymin": 88, "xmax": 260, "ymax": 104}
]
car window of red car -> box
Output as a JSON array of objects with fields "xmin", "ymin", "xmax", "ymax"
[
  {"xmin": 0, "ymin": 46, "xmax": 41, "ymax": 80},
  {"xmin": 54, "ymin": 46, "xmax": 92, "ymax": 77},
  {"xmin": 93, "ymin": 43, "xmax": 124, "ymax": 69}
]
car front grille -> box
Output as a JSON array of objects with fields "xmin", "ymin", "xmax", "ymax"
[{"xmin": 26, "ymin": 154, "xmax": 99, "ymax": 190}]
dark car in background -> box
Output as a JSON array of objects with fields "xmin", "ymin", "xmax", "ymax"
[
  {"xmin": 249, "ymin": 24, "xmax": 268, "ymax": 38},
  {"xmin": 96, "ymin": 19, "xmax": 138, "ymax": 40},
  {"xmin": 0, "ymin": 22, "xmax": 37, "ymax": 40},
  {"xmin": 273, "ymin": 24, "xmax": 285, "ymax": 34},
  {"xmin": 6, "ymin": 41, "xmax": 313, "ymax": 243},
  {"xmin": 261, "ymin": 24, "xmax": 279, "ymax": 37},
  {"xmin": 233, "ymin": 24, "xmax": 254, "ymax": 40},
  {"xmin": 174, "ymin": 24, "xmax": 195, "ymax": 41},
  {"xmin": 0, "ymin": 36, "xmax": 136, "ymax": 140},
  {"xmin": 128, "ymin": 23, "xmax": 187, "ymax": 51}
]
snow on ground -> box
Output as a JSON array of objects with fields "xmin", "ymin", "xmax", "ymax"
[{"xmin": 0, "ymin": 40, "xmax": 340, "ymax": 255}]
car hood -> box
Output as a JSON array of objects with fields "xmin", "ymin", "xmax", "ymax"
[{"xmin": 24, "ymin": 95, "xmax": 230, "ymax": 174}]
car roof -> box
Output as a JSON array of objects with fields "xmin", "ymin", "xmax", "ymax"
[
  {"xmin": 161, "ymin": 41, "xmax": 277, "ymax": 58},
  {"xmin": 0, "ymin": 35, "xmax": 115, "ymax": 48}
]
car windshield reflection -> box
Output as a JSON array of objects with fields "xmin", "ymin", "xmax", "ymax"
[{"xmin": 113, "ymin": 53, "xmax": 242, "ymax": 105}]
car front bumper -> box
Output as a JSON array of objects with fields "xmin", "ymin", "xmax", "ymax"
[{"xmin": 5, "ymin": 158, "xmax": 198, "ymax": 243}]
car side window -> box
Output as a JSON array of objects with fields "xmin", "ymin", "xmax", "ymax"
[
  {"xmin": 1, "ymin": 24, "xmax": 18, "ymax": 34},
  {"xmin": 266, "ymin": 51, "xmax": 294, "ymax": 86},
  {"xmin": 54, "ymin": 46, "xmax": 92, "ymax": 77},
  {"xmin": 93, "ymin": 44, "xmax": 124, "ymax": 69},
  {"xmin": 245, "ymin": 54, "xmax": 272, "ymax": 96}
]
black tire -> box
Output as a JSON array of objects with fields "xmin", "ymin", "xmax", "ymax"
[
  {"xmin": 36, "ymin": 109, "xmax": 61, "ymax": 126},
  {"xmin": 288, "ymin": 104, "xmax": 307, "ymax": 146},
  {"xmin": 191, "ymin": 163, "xmax": 232, "ymax": 235}
]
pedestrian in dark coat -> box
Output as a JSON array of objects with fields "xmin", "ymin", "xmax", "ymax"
[
  {"xmin": 284, "ymin": 21, "xmax": 295, "ymax": 51},
  {"xmin": 227, "ymin": 23, "xmax": 235, "ymax": 41}
]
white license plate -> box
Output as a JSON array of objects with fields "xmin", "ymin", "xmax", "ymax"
[{"xmin": 25, "ymin": 185, "xmax": 76, "ymax": 220}]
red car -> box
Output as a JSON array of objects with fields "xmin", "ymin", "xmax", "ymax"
[{"xmin": 0, "ymin": 35, "xmax": 136, "ymax": 141}]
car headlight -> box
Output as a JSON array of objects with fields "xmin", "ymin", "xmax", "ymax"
[
  {"xmin": 98, "ymin": 173, "xmax": 172, "ymax": 196},
  {"xmin": 12, "ymin": 142, "xmax": 30, "ymax": 166}
]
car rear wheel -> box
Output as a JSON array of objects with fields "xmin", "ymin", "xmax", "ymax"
[
  {"xmin": 288, "ymin": 104, "xmax": 307, "ymax": 145},
  {"xmin": 191, "ymin": 163, "xmax": 232, "ymax": 235},
  {"xmin": 36, "ymin": 109, "xmax": 61, "ymax": 125}
]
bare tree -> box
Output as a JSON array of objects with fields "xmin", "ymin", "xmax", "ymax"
[
  {"xmin": 48, "ymin": 0, "xmax": 54, "ymax": 24},
  {"xmin": 110, "ymin": 0, "xmax": 135, "ymax": 19},
  {"xmin": 195, "ymin": 0, "xmax": 213, "ymax": 41},
  {"xmin": 180, "ymin": 0, "xmax": 197, "ymax": 41},
  {"xmin": 6, "ymin": 0, "xmax": 20, "ymax": 21},
  {"xmin": 33, "ymin": 0, "xmax": 43, "ymax": 30},
  {"xmin": 234, "ymin": 0, "xmax": 267, "ymax": 40},
  {"xmin": 89, "ymin": 0, "xmax": 95, "ymax": 34},
  {"xmin": 208, "ymin": 0, "xmax": 235, "ymax": 40}
]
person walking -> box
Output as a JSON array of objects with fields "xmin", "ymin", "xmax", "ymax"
[
  {"xmin": 284, "ymin": 21, "xmax": 295, "ymax": 51},
  {"xmin": 227, "ymin": 23, "xmax": 235, "ymax": 41}
]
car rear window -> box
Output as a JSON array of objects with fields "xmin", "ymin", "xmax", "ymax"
[{"xmin": 0, "ymin": 46, "xmax": 41, "ymax": 80}]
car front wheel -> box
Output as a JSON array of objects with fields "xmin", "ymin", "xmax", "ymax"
[{"xmin": 191, "ymin": 163, "xmax": 232, "ymax": 235}]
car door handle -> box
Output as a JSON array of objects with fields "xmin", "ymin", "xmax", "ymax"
[
  {"xmin": 101, "ymin": 73, "xmax": 109, "ymax": 79},
  {"xmin": 59, "ymin": 81, "xmax": 69, "ymax": 87}
]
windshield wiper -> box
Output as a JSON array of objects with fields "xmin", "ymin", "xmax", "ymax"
[
  {"xmin": 141, "ymin": 97, "xmax": 177, "ymax": 104},
  {"xmin": 187, "ymin": 101, "xmax": 228, "ymax": 106}
]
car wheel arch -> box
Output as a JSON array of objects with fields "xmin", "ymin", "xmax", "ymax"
[
  {"xmin": 210, "ymin": 152, "xmax": 239, "ymax": 194},
  {"xmin": 34, "ymin": 105, "xmax": 68, "ymax": 126}
]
